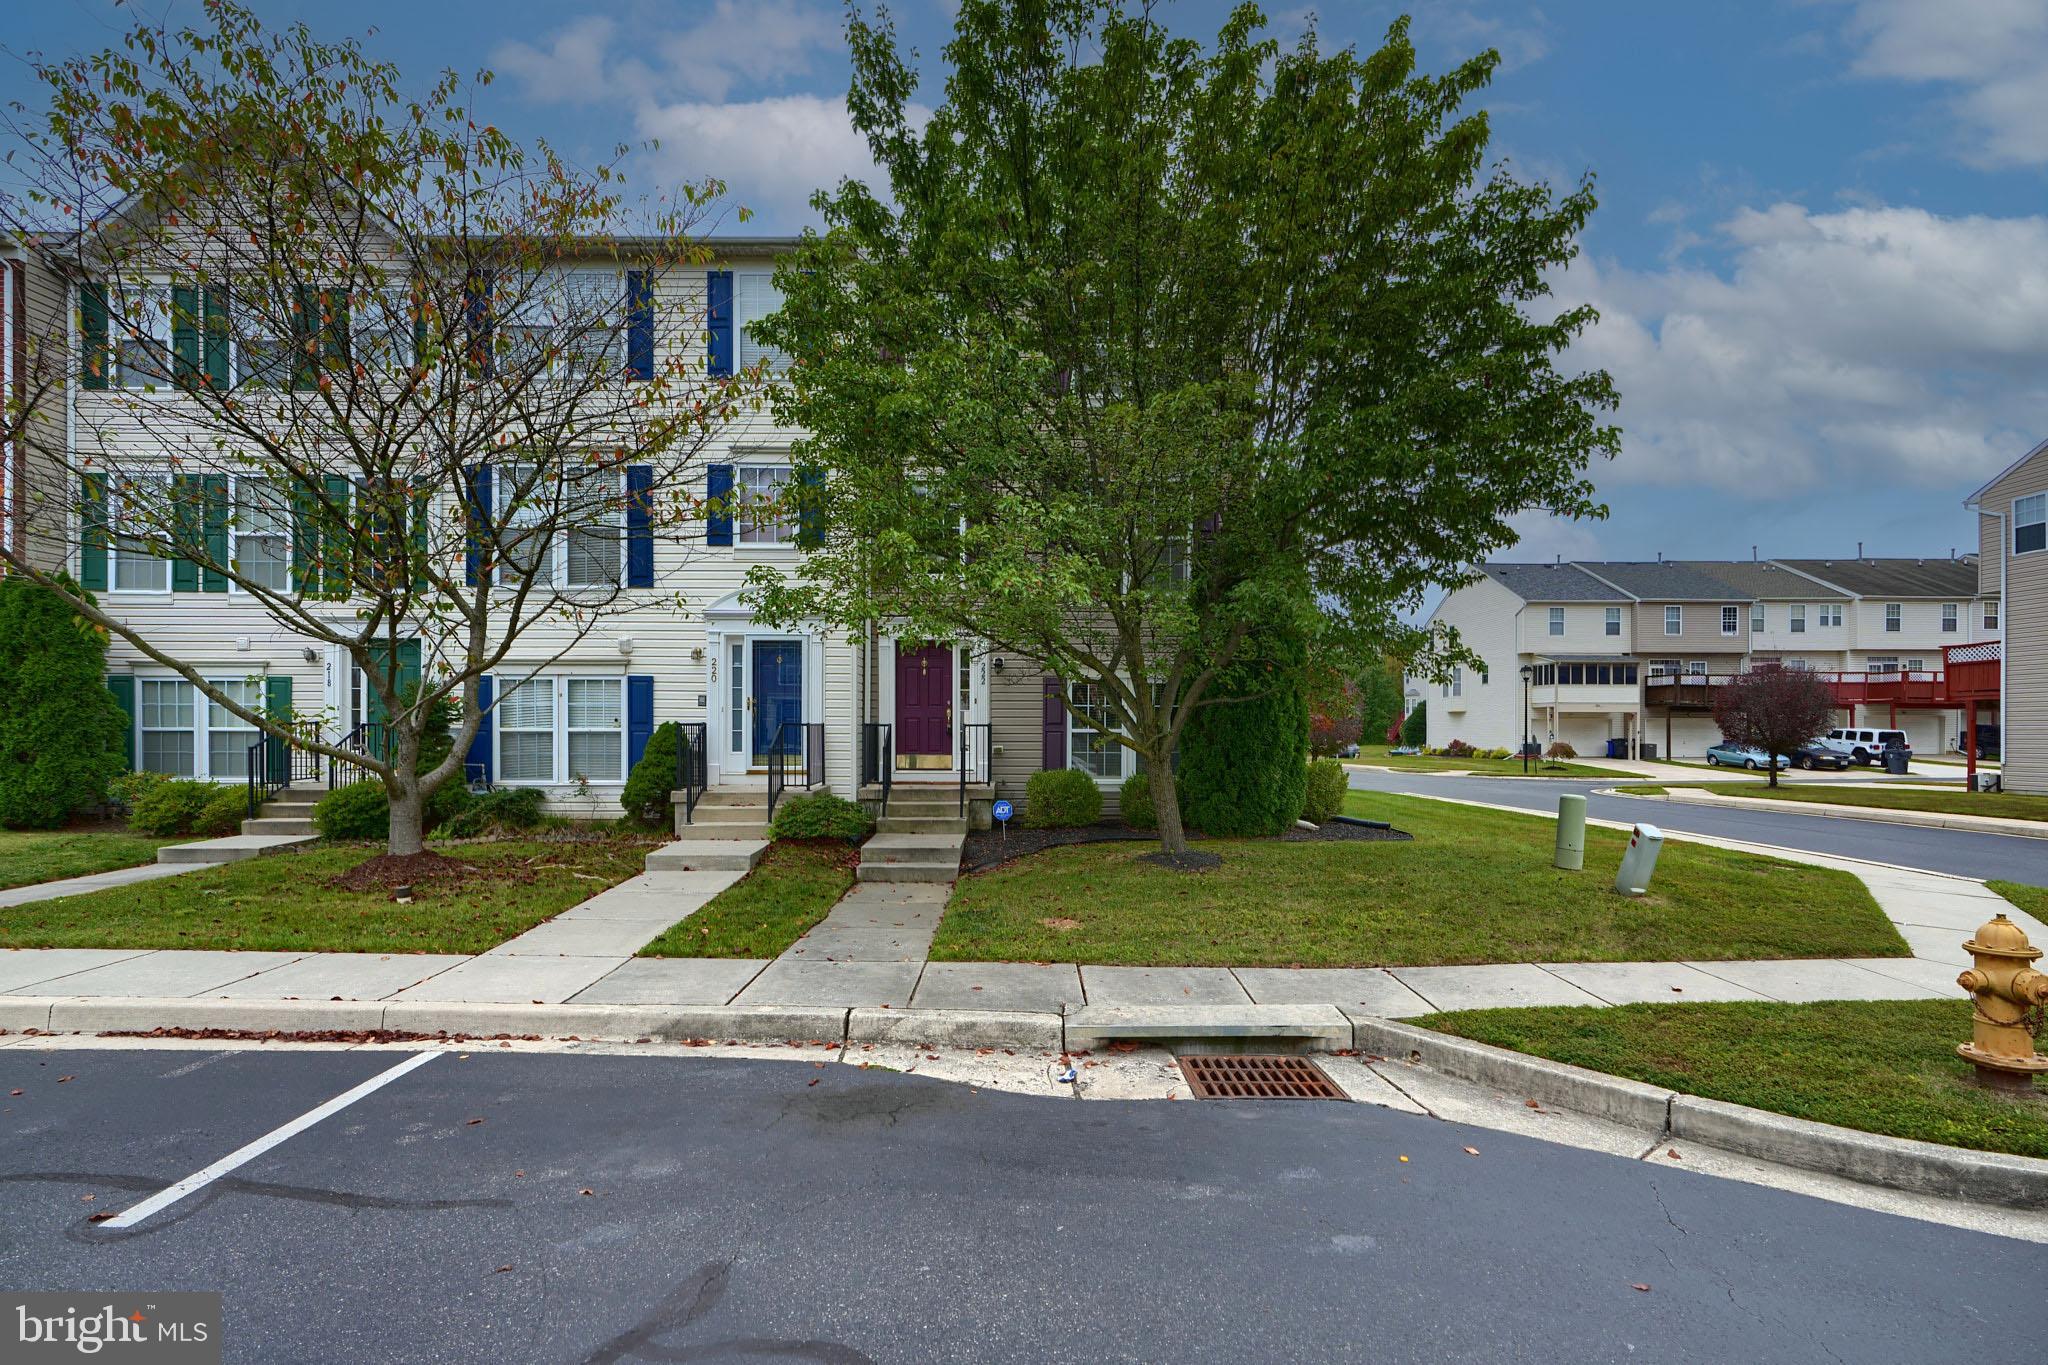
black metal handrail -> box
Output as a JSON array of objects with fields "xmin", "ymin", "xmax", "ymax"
[
  {"xmin": 804, "ymin": 722, "xmax": 825, "ymax": 790},
  {"xmin": 327, "ymin": 721, "xmax": 390, "ymax": 789},
  {"xmin": 861, "ymin": 721, "xmax": 893, "ymax": 817},
  {"xmin": 674, "ymin": 720, "xmax": 708, "ymax": 825},
  {"xmin": 764, "ymin": 720, "xmax": 825, "ymax": 821},
  {"xmin": 959, "ymin": 722, "xmax": 992, "ymax": 816},
  {"xmin": 244, "ymin": 721, "xmax": 325, "ymax": 820}
]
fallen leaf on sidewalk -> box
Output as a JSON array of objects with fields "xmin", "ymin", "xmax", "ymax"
[
  {"xmin": 88, "ymin": 1211, "xmax": 115, "ymax": 1223},
  {"xmin": 1398, "ymin": 1155, "xmax": 1409, "ymax": 1163},
  {"xmin": 466, "ymin": 1118, "xmax": 484, "ymax": 1126},
  {"xmin": 8, "ymin": 1089, "xmax": 20, "ymax": 1097},
  {"xmin": 1665, "ymin": 1149, "xmax": 1682, "ymax": 1160},
  {"xmin": 513, "ymin": 1171, "xmax": 524, "ymax": 1178},
  {"xmin": 80, "ymin": 1195, "xmax": 93, "ymax": 1202},
  {"xmin": 494, "ymin": 1265, "xmax": 514, "ymax": 1274},
  {"xmin": 1631, "ymin": 1284, "xmax": 1651, "ymax": 1293},
  {"xmin": 57, "ymin": 1076, "xmax": 73, "ymax": 1083},
  {"xmin": 579, "ymin": 1189, "xmax": 595, "ymax": 1197},
  {"xmin": 1462, "ymin": 1146, "xmax": 1480, "ymax": 1156}
]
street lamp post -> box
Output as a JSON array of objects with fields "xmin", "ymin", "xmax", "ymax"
[{"xmin": 1520, "ymin": 664, "xmax": 1533, "ymax": 775}]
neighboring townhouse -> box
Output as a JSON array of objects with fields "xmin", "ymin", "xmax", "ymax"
[
  {"xmin": 1968, "ymin": 439, "xmax": 2047, "ymax": 794},
  {"xmin": 1417, "ymin": 551, "xmax": 2001, "ymax": 759},
  {"xmin": 0, "ymin": 237, "xmax": 70, "ymax": 574}
]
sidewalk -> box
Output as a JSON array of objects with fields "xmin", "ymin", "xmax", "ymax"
[{"xmin": 1623, "ymin": 785, "xmax": 2048, "ymax": 840}]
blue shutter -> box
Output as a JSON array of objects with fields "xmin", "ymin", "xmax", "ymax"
[
  {"xmin": 625, "ymin": 270, "xmax": 654, "ymax": 380},
  {"xmin": 706, "ymin": 463, "xmax": 734, "ymax": 546},
  {"xmin": 626, "ymin": 675, "xmax": 654, "ymax": 771},
  {"xmin": 464, "ymin": 464, "xmax": 492, "ymax": 586},
  {"xmin": 466, "ymin": 675, "xmax": 493, "ymax": 785},
  {"xmin": 707, "ymin": 270, "xmax": 733, "ymax": 377},
  {"xmin": 625, "ymin": 465, "xmax": 654, "ymax": 587}
]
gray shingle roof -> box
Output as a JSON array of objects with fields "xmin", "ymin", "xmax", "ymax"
[
  {"xmin": 1571, "ymin": 561, "xmax": 1747, "ymax": 602},
  {"xmin": 1772, "ymin": 558, "xmax": 1981, "ymax": 599},
  {"xmin": 1477, "ymin": 563, "xmax": 1631, "ymax": 602},
  {"xmin": 1672, "ymin": 561, "xmax": 1849, "ymax": 601}
]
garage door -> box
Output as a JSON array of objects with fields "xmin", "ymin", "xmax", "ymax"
[
  {"xmin": 1554, "ymin": 714, "xmax": 1614, "ymax": 757},
  {"xmin": 1660, "ymin": 715, "xmax": 1721, "ymax": 758}
]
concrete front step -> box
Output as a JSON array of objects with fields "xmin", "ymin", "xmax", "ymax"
[
  {"xmin": 157, "ymin": 833, "xmax": 320, "ymax": 865},
  {"xmin": 876, "ymin": 816, "xmax": 970, "ymax": 836},
  {"xmin": 645, "ymin": 839, "xmax": 769, "ymax": 874},
  {"xmin": 855, "ymin": 860, "xmax": 958, "ymax": 884},
  {"xmin": 241, "ymin": 816, "xmax": 316, "ymax": 836}
]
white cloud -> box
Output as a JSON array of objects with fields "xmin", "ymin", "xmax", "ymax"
[
  {"xmin": 1409, "ymin": 7, "xmax": 1553, "ymax": 73},
  {"xmin": 492, "ymin": 18, "xmax": 630, "ymax": 107},
  {"xmin": 637, "ymin": 93, "xmax": 902, "ymax": 229},
  {"xmin": 1560, "ymin": 201, "xmax": 2048, "ymax": 496},
  {"xmin": 1837, "ymin": 0, "xmax": 2048, "ymax": 167},
  {"xmin": 493, "ymin": 3, "xmax": 842, "ymax": 107}
]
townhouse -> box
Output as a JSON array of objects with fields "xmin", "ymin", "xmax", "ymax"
[
  {"xmin": 1417, "ymin": 553, "xmax": 2000, "ymax": 759},
  {"xmin": 1968, "ymin": 440, "xmax": 2047, "ymax": 794}
]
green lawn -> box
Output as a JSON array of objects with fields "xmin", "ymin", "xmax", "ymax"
[
  {"xmin": 0, "ymin": 840, "xmax": 652, "ymax": 953},
  {"xmin": 0, "ymin": 830, "xmax": 180, "ymax": 891},
  {"xmin": 1989, "ymin": 881, "xmax": 2046, "ymax": 921},
  {"xmin": 1422, "ymin": 999, "xmax": 2048, "ymax": 1159},
  {"xmin": 639, "ymin": 840, "xmax": 856, "ymax": 958},
  {"xmin": 1615, "ymin": 782, "xmax": 2048, "ymax": 823},
  {"xmin": 1345, "ymin": 745, "xmax": 1630, "ymax": 779},
  {"xmin": 928, "ymin": 791, "xmax": 1902, "ymax": 968}
]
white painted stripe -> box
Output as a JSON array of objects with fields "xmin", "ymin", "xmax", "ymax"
[{"xmin": 104, "ymin": 1050, "xmax": 440, "ymax": 1229}]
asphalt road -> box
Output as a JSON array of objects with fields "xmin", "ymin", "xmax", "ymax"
[
  {"xmin": 1347, "ymin": 767, "xmax": 2048, "ymax": 884},
  {"xmin": 3, "ymin": 1047, "xmax": 2043, "ymax": 1363}
]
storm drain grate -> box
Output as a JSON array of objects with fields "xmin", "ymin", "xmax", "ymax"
[{"xmin": 1177, "ymin": 1054, "xmax": 1346, "ymax": 1100}]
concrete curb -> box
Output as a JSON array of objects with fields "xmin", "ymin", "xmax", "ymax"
[
  {"xmin": 848, "ymin": 1007, "xmax": 1064, "ymax": 1050},
  {"xmin": 1615, "ymin": 787, "xmax": 2048, "ymax": 840},
  {"xmin": 1358, "ymin": 1016, "xmax": 2048, "ymax": 1210}
]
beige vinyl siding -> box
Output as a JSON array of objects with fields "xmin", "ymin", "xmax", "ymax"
[
  {"xmin": 1632, "ymin": 601, "xmax": 1748, "ymax": 654},
  {"xmin": 1980, "ymin": 512, "xmax": 2003, "ymax": 599},
  {"xmin": 7, "ymin": 252, "xmax": 71, "ymax": 573},
  {"xmin": 1988, "ymin": 455, "xmax": 2048, "ymax": 793}
]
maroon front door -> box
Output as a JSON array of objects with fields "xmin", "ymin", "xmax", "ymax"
[{"xmin": 896, "ymin": 644, "xmax": 953, "ymax": 758}]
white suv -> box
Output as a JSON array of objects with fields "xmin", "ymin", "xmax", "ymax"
[{"xmin": 1819, "ymin": 727, "xmax": 1911, "ymax": 764}]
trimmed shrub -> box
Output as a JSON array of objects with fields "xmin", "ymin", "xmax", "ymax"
[
  {"xmin": 315, "ymin": 782, "xmax": 390, "ymax": 840},
  {"xmin": 0, "ymin": 576, "xmax": 129, "ymax": 828},
  {"xmin": 194, "ymin": 784, "xmax": 251, "ymax": 837},
  {"xmin": 127, "ymin": 779, "xmax": 219, "ymax": 836},
  {"xmin": 1399, "ymin": 700, "xmax": 1427, "ymax": 747},
  {"xmin": 620, "ymin": 721, "xmax": 684, "ymax": 828},
  {"xmin": 1300, "ymin": 759, "xmax": 1348, "ymax": 825},
  {"xmin": 1177, "ymin": 625, "xmax": 1311, "ymax": 839},
  {"xmin": 109, "ymin": 770, "xmax": 171, "ymax": 815},
  {"xmin": 427, "ymin": 780, "xmax": 475, "ymax": 830},
  {"xmin": 1441, "ymin": 739, "xmax": 1476, "ymax": 758},
  {"xmin": 1546, "ymin": 741, "xmax": 1578, "ymax": 760},
  {"xmin": 1119, "ymin": 771, "xmax": 1158, "ymax": 830},
  {"xmin": 771, "ymin": 791, "xmax": 874, "ymax": 841},
  {"xmin": 1023, "ymin": 768, "xmax": 1102, "ymax": 828},
  {"xmin": 436, "ymin": 786, "xmax": 544, "ymax": 839}
]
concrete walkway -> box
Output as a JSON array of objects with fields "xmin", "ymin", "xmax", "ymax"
[{"xmin": 0, "ymin": 826, "xmax": 318, "ymax": 909}]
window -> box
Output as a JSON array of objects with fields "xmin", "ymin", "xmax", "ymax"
[
  {"xmin": 566, "ymin": 679, "xmax": 624, "ymax": 782},
  {"xmin": 115, "ymin": 283, "xmax": 173, "ymax": 389},
  {"xmin": 1986, "ymin": 601, "xmax": 1999, "ymax": 630},
  {"xmin": 564, "ymin": 470, "xmax": 623, "ymax": 587},
  {"xmin": 1665, "ymin": 605, "xmax": 1682, "ymax": 635},
  {"xmin": 1451, "ymin": 668, "xmax": 1463, "ymax": 698},
  {"xmin": 498, "ymin": 269, "xmax": 623, "ymax": 380},
  {"xmin": 1751, "ymin": 603, "xmax": 1765, "ymax": 632},
  {"xmin": 236, "ymin": 297, "xmax": 295, "ymax": 389},
  {"xmin": 1649, "ymin": 658, "xmax": 1679, "ymax": 677},
  {"xmin": 498, "ymin": 679, "xmax": 556, "ymax": 783},
  {"xmin": 1548, "ymin": 607, "xmax": 1565, "ymax": 636},
  {"xmin": 736, "ymin": 463, "xmax": 794, "ymax": 545},
  {"xmin": 2016, "ymin": 493, "xmax": 2046, "ymax": 555},
  {"xmin": 1721, "ymin": 605, "xmax": 1740, "ymax": 636},
  {"xmin": 1884, "ymin": 603, "xmax": 1901, "ymax": 632},
  {"xmin": 735, "ymin": 272, "xmax": 791, "ymax": 371},
  {"xmin": 1686, "ymin": 660, "xmax": 1707, "ymax": 676},
  {"xmin": 497, "ymin": 463, "xmax": 554, "ymax": 587},
  {"xmin": 495, "ymin": 464, "xmax": 624, "ymax": 588},
  {"xmin": 1069, "ymin": 682, "xmax": 1126, "ymax": 780},
  {"xmin": 1820, "ymin": 603, "xmax": 1842, "ymax": 627},
  {"xmin": 232, "ymin": 479, "xmax": 290, "ymax": 591},
  {"xmin": 1789, "ymin": 604, "xmax": 1806, "ymax": 634},
  {"xmin": 1941, "ymin": 603, "xmax": 1958, "ymax": 633},
  {"xmin": 1906, "ymin": 657, "xmax": 1924, "ymax": 672},
  {"xmin": 351, "ymin": 286, "xmax": 417, "ymax": 372},
  {"xmin": 206, "ymin": 678, "xmax": 262, "ymax": 778},
  {"xmin": 138, "ymin": 679, "xmax": 196, "ymax": 776},
  {"xmin": 1868, "ymin": 656, "xmax": 1898, "ymax": 675},
  {"xmin": 111, "ymin": 476, "xmax": 171, "ymax": 592},
  {"xmin": 727, "ymin": 641, "xmax": 745, "ymax": 753},
  {"xmin": 1604, "ymin": 607, "xmax": 1621, "ymax": 637}
]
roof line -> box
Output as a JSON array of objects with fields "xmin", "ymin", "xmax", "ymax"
[
  {"xmin": 1966, "ymin": 435, "xmax": 2048, "ymax": 508},
  {"xmin": 1568, "ymin": 564, "xmax": 1640, "ymax": 601},
  {"xmin": 1759, "ymin": 560, "xmax": 1857, "ymax": 597}
]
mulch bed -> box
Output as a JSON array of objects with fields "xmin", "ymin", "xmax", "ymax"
[
  {"xmin": 326, "ymin": 850, "xmax": 495, "ymax": 894},
  {"xmin": 960, "ymin": 817, "xmax": 1412, "ymax": 875}
]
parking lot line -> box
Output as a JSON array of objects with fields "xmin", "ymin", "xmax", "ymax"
[{"xmin": 103, "ymin": 1050, "xmax": 441, "ymax": 1230}]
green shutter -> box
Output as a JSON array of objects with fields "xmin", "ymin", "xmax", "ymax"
[
  {"xmin": 293, "ymin": 285, "xmax": 318, "ymax": 390},
  {"xmin": 80, "ymin": 285, "xmax": 110, "ymax": 390},
  {"xmin": 363, "ymin": 639, "xmax": 421, "ymax": 728},
  {"xmin": 170, "ymin": 474, "xmax": 200, "ymax": 593},
  {"xmin": 409, "ymin": 487, "xmax": 431, "ymax": 580},
  {"xmin": 171, "ymin": 285, "xmax": 199, "ymax": 388},
  {"xmin": 291, "ymin": 480, "xmax": 318, "ymax": 596},
  {"xmin": 202, "ymin": 475, "xmax": 229, "ymax": 592},
  {"xmin": 79, "ymin": 473, "xmax": 109, "ymax": 589},
  {"xmin": 106, "ymin": 674, "xmax": 136, "ymax": 769},
  {"xmin": 321, "ymin": 474, "xmax": 351, "ymax": 596},
  {"xmin": 202, "ymin": 286, "xmax": 230, "ymax": 389},
  {"xmin": 323, "ymin": 289, "xmax": 350, "ymax": 366}
]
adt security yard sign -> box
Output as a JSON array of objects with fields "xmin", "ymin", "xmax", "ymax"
[{"xmin": 992, "ymin": 800, "xmax": 1013, "ymax": 823}]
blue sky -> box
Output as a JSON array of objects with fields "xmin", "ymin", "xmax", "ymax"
[{"xmin": 6, "ymin": 1, "xmax": 2045, "ymax": 576}]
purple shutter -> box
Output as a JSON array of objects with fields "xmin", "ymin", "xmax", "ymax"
[{"xmin": 1041, "ymin": 675, "xmax": 1067, "ymax": 770}]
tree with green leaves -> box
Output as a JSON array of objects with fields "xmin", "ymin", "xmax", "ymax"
[
  {"xmin": 0, "ymin": 4, "xmax": 752, "ymax": 859},
  {"xmin": 749, "ymin": 0, "xmax": 1617, "ymax": 856},
  {"xmin": 0, "ymin": 576, "xmax": 129, "ymax": 828}
]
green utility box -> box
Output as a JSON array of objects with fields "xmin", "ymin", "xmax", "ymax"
[{"xmin": 1553, "ymin": 794, "xmax": 1586, "ymax": 871}]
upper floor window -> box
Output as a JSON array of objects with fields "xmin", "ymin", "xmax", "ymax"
[
  {"xmin": 736, "ymin": 463, "xmax": 794, "ymax": 545},
  {"xmin": 1547, "ymin": 607, "xmax": 1565, "ymax": 636},
  {"xmin": 1941, "ymin": 603, "xmax": 1958, "ymax": 633},
  {"xmin": 231, "ymin": 479, "xmax": 291, "ymax": 592},
  {"xmin": 111, "ymin": 476, "xmax": 171, "ymax": 592},
  {"xmin": 1664, "ymin": 605, "xmax": 1682, "ymax": 635},
  {"xmin": 1820, "ymin": 603, "xmax": 1842, "ymax": 627},
  {"xmin": 1751, "ymin": 603, "xmax": 1765, "ymax": 632},
  {"xmin": 1986, "ymin": 601, "xmax": 1999, "ymax": 630},
  {"xmin": 115, "ymin": 285, "xmax": 174, "ymax": 389},
  {"xmin": 1789, "ymin": 604, "xmax": 1806, "ymax": 634},
  {"xmin": 499, "ymin": 269, "xmax": 623, "ymax": 380},
  {"xmin": 496, "ymin": 463, "xmax": 626, "ymax": 588},
  {"xmin": 2016, "ymin": 493, "xmax": 2046, "ymax": 555},
  {"xmin": 1603, "ymin": 607, "xmax": 1621, "ymax": 637},
  {"xmin": 735, "ymin": 272, "xmax": 791, "ymax": 371},
  {"xmin": 1720, "ymin": 605, "xmax": 1740, "ymax": 636},
  {"xmin": 1868, "ymin": 656, "xmax": 1898, "ymax": 674},
  {"xmin": 1884, "ymin": 603, "xmax": 1901, "ymax": 632}
]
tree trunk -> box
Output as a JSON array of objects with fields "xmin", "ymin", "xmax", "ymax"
[
  {"xmin": 1767, "ymin": 755, "xmax": 1780, "ymax": 789},
  {"xmin": 386, "ymin": 775, "xmax": 427, "ymax": 857},
  {"xmin": 1148, "ymin": 752, "xmax": 1190, "ymax": 857}
]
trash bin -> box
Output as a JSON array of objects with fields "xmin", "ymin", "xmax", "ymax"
[
  {"xmin": 1884, "ymin": 747, "xmax": 1909, "ymax": 776},
  {"xmin": 1615, "ymin": 823, "xmax": 1664, "ymax": 896},
  {"xmin": 1606, "ymin": 738, "xmax": 1628, "ymax": 759}
]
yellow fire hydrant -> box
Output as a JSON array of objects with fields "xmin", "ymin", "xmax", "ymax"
[{"xmin": 1956, "ymin": 914, "xmax": 2048, "ymax": 1093}]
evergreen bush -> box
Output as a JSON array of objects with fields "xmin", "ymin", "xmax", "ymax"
[
  {"xmin": 128, "ymin": 779, "xmax": 219, "ymax": 835},
  {"xmin": 1177, "ymin": 625, "xmax": 1310, "ymax": 839},
  {"xmin": 1399, "ymin": 701, "xmax": 1427, "ymax": 747},
  {"xmin": 314, "ymin": 782, "xmax": 390, "ymax": 840},
  {"xmin": 194, "ymin": 784, "xmax": 251, "ymax": 837},
  {"xmin": 436, "ymin": 786, "xmax": 544, "ymax": 839},
  {"xmin": 1023, "ymin": 769, "xmax": 1102, "ymax": 828},
  {"xmin": 620, "ymin": 721, "xmax": 683, "ymax": 828},
  {"xmin": 1300, "ymin": 759, "xmax": 1348, "ymax": 824},
  {"xmin": 771, "ymin": 791, "xmax": 874, "ymax": 841},
  {"xmin": 0, "ymin": 577, "xmax": 130, "ymax": 828},
  {"xmin": 1119, "ymin": 771, "xmax": 1159, "ymax": 830}
]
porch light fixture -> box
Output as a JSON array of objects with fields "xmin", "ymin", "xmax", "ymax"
[
  {"xmin": 992, "ymin": 657, "xmax": 1006, "ymax": 672},
  {"xmin": 616, "ymin": 637, "xmax": 634, "ymax": 656},
  {"xmin": 301, "ymin": 647, "xmax": 319, "ymax": 664}
]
